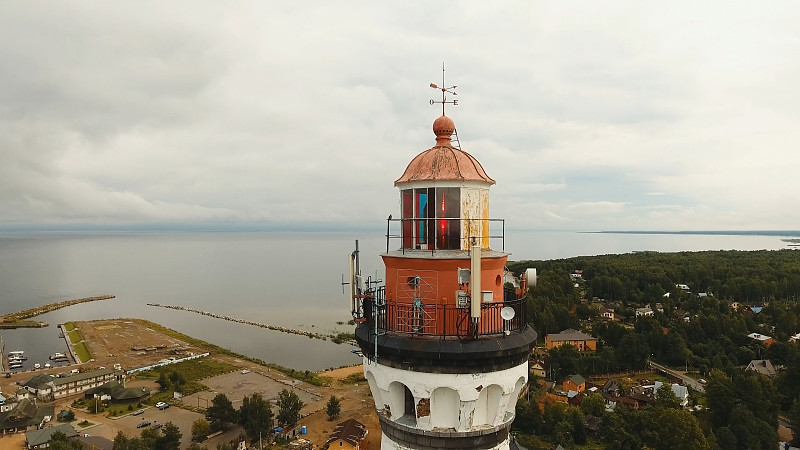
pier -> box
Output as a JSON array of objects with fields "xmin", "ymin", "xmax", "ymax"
[
  {"xmin": 0, "ymin": 295, "xmax": 115, "ymax": 329},
  {"xmin": 147, "ymin": 303, "xmax": 355, "ymax": 344}
]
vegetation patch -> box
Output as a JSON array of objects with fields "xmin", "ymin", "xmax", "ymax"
[
  {"xmin": 330, "ymin": 332, "xmax": 356, "ymax": 345},
  {"xmin": 133, "ymin": 319, "xmax": 332, "ymax": 386},
  {"xmin": 64, "ymin": 322, "xmax": 76, "ymax": 332},
  {"xmin": 140, "ymin": 358, "xmax": 239, "ymax": 397},
  {"xmin": 67, "ymin": 329, "xmax": 83, "ymax": 344},
  {"xmin": 73, "ymin": 342, "xmax": 91, "ymax": 362},
  {"xmin": 340, "ymin": 372, "xmax": 366, "ymax": 384}
]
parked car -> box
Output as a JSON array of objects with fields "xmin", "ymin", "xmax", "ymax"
[
  {"xmin": 240, "ymin": 370, "xmax": 250, "ymax": 374},
  {"xmin": 155, "ymin": 402, "xmax": 169, "ymax": 410},
  {"xmin": 133, "ymin": 409, "xmax": 144, "ymax": 416},
  {"xmin": 137, "ymin": 421, "xmax": 151, "ymax": 428}
]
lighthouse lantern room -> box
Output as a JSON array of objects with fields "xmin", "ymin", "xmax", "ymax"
[{"xmin": 348, "ymin": 75, "xmax": 537, "ymax": 450}]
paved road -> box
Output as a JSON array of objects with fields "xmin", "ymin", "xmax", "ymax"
[{"xmin": 649, "ymin": 361, "xmax": 705, "ymax": 393}]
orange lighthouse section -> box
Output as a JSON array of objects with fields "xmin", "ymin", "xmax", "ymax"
[{"xmin": 348, "ymin": 83, "xmax": 537, "ymax": 450}]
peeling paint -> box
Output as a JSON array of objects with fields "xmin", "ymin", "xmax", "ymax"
[{"xmin": 416, "ymin": 398, "xmax": 431, "ymax": 417}]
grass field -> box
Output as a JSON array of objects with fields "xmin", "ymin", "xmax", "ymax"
[{"xmin": 74, "ymin": 342, "xmax": 91, "ymax": 362}]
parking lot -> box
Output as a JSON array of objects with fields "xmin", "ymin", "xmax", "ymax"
[{"xmin": 74, "ymin": 404, "xmax": 204, "ymax": 448}]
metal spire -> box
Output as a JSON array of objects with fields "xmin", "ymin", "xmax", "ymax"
[{"xmin": 429, "ymin": 63, "xmax": 458, "ymax": 115}]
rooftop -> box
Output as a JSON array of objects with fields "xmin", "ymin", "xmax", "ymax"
[
  {"xmin": 547, "ymin": 329, "xmax": 597, "ymax": 342},
  {"xmin": 395, "ymin": 115, "xmax": 494, "ymax": 186}
]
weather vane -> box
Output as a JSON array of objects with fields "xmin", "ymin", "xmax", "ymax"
[{"xmin": 429, "ymin": 63, "xmax": 458, "ymax": 115}]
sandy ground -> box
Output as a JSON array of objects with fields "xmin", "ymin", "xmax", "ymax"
[{"xmin": 76, "ymin": 319, "xmax": 207, "ymax": 371}]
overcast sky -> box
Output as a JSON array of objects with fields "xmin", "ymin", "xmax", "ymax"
[{"xmin": 1, "ymin": 2, "xmax": 798, "ymax": 231}]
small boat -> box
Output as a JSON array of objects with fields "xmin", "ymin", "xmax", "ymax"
[
  {"xmin": 50, "ymin": 353, "xmax": 66, "ymax": 360},
  {"xmin": 8, "ymin": 351, "xmax": 24, "ymax": 356},
  {"xmin": 9, "ymin": 363, "xmax": 23, "ymax": 369},
  {"xmin": 44, "ymin": 363, "xmax": 51, "ymax": 369},
  {"xmin": 9, "ymin": 355, "xmax": 28, "ymax": 361},
  {"xmin": 33, "ymin": 363, "xmax": 41, "ymax": 369}
]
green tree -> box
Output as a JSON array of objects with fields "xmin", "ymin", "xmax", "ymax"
[
  {"xmin": 580, "ymin": 393, "xmax": 606, "ymax": 417},
  {"xmin": 112, "ymin": 430, "xmax": 130, "ymax": 450},
  {"xmin": 48, "ymin": 430, "xmax": 83, "ymax": 450},
  {"xmin": 642, "ymin": 407, "xmax": 709, "ymax": 450},
  {"xmin": 140, "ymin": 427, "xmax": 161, "ymax": 449},
  {"xmin": 706, "ymin": 370, "xmax": 736, "ymax": 428},
  {"xmin": 206, "ymin": 393, "xmax": 237, "ymax": 432},
  {"xmin": 169, "ymin": 371, "xmax": 186, "ymax": 393},
  {"xmin": 156, "ymin": 371, "xmax": 170, "ymax": 391},
  {"xmin": 155, "ymin": 422, "xmax": 182, "ymax": 450},
  {"xmin": 277, "ymin": 389, "xmax": 304, "ymax": 427},
  {"xmin": 655, "ymin": 383, "xmax": 680, "ymax": 409},
  {"xmin": 790, "ymin": 397, "xmax": 800, "ymax": 447},
  {"xmin": 326, "ymin": 395, "xmax": 341, "ymax": 420},
  {"xmin": 191, "ymin": 418, "xmax": 211, "ymax": 442},
  {"xmin": 728, "ymin": 406, "xmax": 776, "ymax": 450},
  {"xmin": 239, "ymin": 393, "xmax": 274, "ymax": 442},
  {"xmin": 616, "ymin": 333, "xmax": 650, "ymax": 370},
  {"xmin": 512, "ymin": 398, "xmax": 543, "ymax": 436}
]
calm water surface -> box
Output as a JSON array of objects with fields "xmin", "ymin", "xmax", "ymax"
[{"xmin": 0, "ymin": 230, "xmax": 792, "ymax": 370}]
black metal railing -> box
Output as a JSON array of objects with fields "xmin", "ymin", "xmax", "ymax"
[
  {"xmin": 362, "ymin": 296, "xmax": 526, "ymax": 339},
  {"xmin": 385, "ymin": 217, "xmax": 505, "ymax": 254}
]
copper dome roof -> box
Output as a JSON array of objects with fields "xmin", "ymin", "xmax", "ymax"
[{"xmin": 395, "ymin": 116, "xmax": 495, "ymax": 186}]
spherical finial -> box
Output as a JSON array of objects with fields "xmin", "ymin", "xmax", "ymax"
[{"xmin": 433, "ymin": 115, "xmax": 455, "ymax": 146}]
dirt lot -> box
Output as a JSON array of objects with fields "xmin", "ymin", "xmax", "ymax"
[
  {"xmin": 1, "ymin": 319, "xmax": 380, "ymax": 449},
  {"xmin": 76, "ymin": 319, "xmax": 207, "ymax": 371}
]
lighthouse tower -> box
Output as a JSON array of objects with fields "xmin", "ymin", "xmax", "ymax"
[{"xmin": 348, "ymin": 79, "xmax": 537, "ymax": 450}]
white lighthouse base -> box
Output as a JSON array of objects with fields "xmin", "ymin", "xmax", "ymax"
[{"xmin": 381, "ymin": 432, "xmax": 510, "ymax": 450}]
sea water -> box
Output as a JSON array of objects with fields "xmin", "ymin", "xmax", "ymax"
[{"xmin": 0, "ymin": 230, "xmax": 792, "ymax": 370}]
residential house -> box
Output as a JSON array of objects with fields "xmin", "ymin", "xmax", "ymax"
[
  {"xmin": 790, "ymin": 333, "xmax": 800, "ymax": 343},
  {"xmin": 325, "ymin": 419, "xmax": 368, "ymax": 450},
  {"xmin": 601, "ymin": 380, "xmax": 622, "ymax": 399},
  {"xmin": 538, "ymin": 393, "xmax": 568, "ymax": 412},
  {"xmin": 746, "ymin": 359, "xmax": 777, "ymax": 377},
  {"xmin": 84, "ymin": 381, "xmax": 149, "ymax": 404},
  {"xmin": 0, "ymin": 398, "xmax": 54, "ymax": 435},
  {"xmin": 652, "ymin": 381, "xmax": 689, "ymax": 408},
  {"xmin": 563, "ymin": 375, "xmax": 586, "ymax": 394},
  {"xmin": 545, "ymin": 329, "xmax": 597, "ymax": 352},
  {"xmin": 530, "ymin": 360, "xmax": 547, "ymax": 379},
  {"xmin": 635, "ymin": 306, "xmax": 654, "ymax": 317},
  {"xmin": 747, "ymin": 333, "xmax": 775, "ymax": 347},
  {"xmin": 600, "ymin": 306, "xmax": 626, "ymax": 322},
  {"xmin": 584, "ymin": 414, "xmax": 603, "ymax": 435},
  {"xmin": 25, "ymin": 423, "xmax": 77, "ymax": 449}
]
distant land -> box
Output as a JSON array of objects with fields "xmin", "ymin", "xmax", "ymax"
[{"xmin": 591, "ymin": 230, "xmax": 800, "ymax": 237}]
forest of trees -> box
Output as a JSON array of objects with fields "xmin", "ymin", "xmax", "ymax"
[{"xmin": 508, "ymin": 249, "xmax": 800, "ymax": 449}]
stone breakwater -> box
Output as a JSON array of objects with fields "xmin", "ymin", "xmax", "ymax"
[
  {"xmin": 146, "ymin": 303, "xmax": 354, "ymax": 344},
  {"xmin": 0, "ymin": 295, "xmax": 115, "ymax": 329}
]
